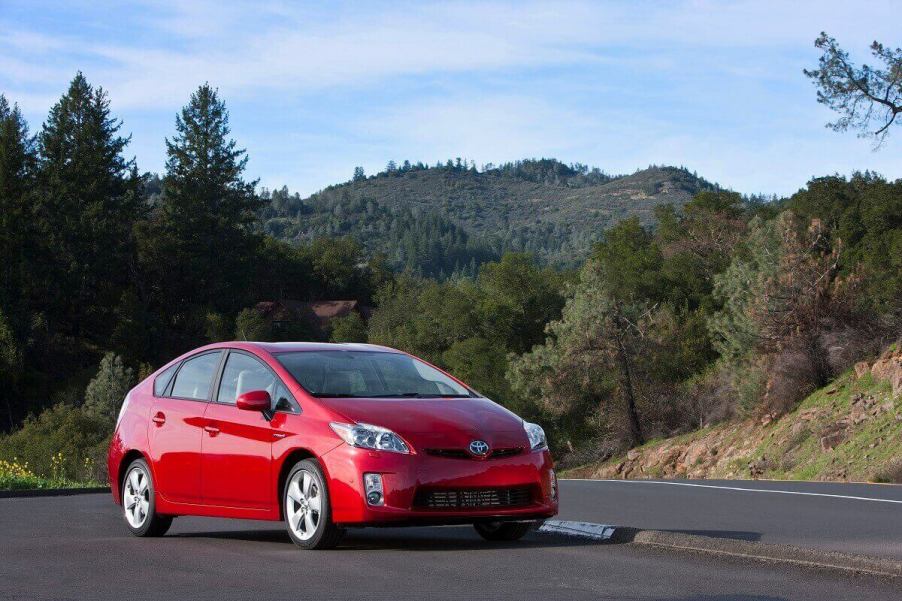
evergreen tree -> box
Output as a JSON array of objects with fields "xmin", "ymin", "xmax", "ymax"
[
  {"xmin": 0, "ymin": 95, "xmax": 36, "ymax": 339},
  {"xmin": 35, "ymin": 73, "xmax": 142, "ymax": 345},
  {"xmin": 141, "ymin": 84, "xmax": 262, "ymax": 337}
]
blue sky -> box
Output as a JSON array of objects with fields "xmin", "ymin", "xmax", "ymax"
[{"xmin": 1, "ymin": 0, "xmax": 899, "ymax": 197}]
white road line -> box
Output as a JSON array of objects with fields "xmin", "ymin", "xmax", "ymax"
[
  {"xmin": 561, "ymin": 479, "xmax": 902, "ymax": 505},
  {"xmin": 538, "ymin": 520, "xmax": 616, "ymax": 540}
]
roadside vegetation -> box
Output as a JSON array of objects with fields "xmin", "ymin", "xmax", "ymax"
[
  {"xmin": 566, "ymin": 356, "xmax": 902, "ymax": 483},
  {"xmin": 0, "ymin": 33, "xmax": 899, "ymax": 488}
]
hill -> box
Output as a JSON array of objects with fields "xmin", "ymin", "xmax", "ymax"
[
  {"xmin": 564, "ymin": 344, "xmax": 902, "ymax": 483},
  {"xmin": 260, "ymin": 159, "xmax": 720, "ymax": 276}
]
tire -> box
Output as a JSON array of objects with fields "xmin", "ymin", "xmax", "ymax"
[
  {"xmin": 121, "ymin": 458, "xmax": 172, "ymax": 537},
  {"xmin": 473, "ymin": 520, "xmax": 535, "ymax": 541},
  {"xmin": 283, "ymin": 459, "xmax": 344, "ymax": 549}
]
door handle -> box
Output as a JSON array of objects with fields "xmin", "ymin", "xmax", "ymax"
[
  {"xmin": 204, "ymin": 425, "xmax": 220, "ymax": 436},
  {"xmin": 151, "ymin": 412, "xmax": 166, "ymax": 426}
]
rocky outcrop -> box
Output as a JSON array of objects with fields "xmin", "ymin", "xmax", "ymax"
[{"xmin": 870, "ymin": 345, "xmax": 902, "ymax": 398}]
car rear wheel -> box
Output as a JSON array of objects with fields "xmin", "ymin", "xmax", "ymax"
[
  {"xmin": 122, "ymin": 459, "xmax": 172, "ymax": 537},
  {"xmin": 283, "ymin": 459, "xmax": 344, "ymax": 549},
  {"xmin": 473, "ymin": 520, "xmax": 534, "ymax": 541}
]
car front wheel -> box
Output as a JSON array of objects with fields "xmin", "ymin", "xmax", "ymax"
[
  {"xmin": 122, "ymin": 458, "xmax": 172, "ymax": 537},
  {"xmin": 283, "ymin": 459, "xmax": 344, "ymax": 549}
]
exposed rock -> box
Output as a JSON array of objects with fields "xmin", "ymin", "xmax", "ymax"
[
  {"xmin": 819, "ymin": 422, "xmax": 848, "ymax": 451},
  {"xmin": 682, "ymin": 440, "xmax": 708, "ymax": 467},
  {"xmin": 854, "ymin": 361, "xmax": 871, "ymax": 378},
  {"xmin": 626, "ymin": 449, "xmax": 640, "ymax": 461},
  {"xmin": 871, "ymin": 345, "xmax": 902, "ymax": 398}
]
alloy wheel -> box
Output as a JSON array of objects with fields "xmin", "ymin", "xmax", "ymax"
[
  {"xmin": 285, "ymin": 469, "xmax": 322, "ymax": 541},
  {"xmin": 123, "ymin": 465, "xmax": 150, "ymax": 529}
]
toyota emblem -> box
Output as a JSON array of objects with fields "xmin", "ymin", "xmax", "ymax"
[{"xmin": 468, "ymin": 440, "xmax": 490, "ymax": 456}]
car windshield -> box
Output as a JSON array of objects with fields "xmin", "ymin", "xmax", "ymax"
[{"xmin": 275, "ymin": 351, "xmax": 474, "ymax": 398}]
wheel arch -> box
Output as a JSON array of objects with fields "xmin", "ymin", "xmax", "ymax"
[
  {"xmin": 117, "ymin": 449, "xmax": 149, "ymax": 500},
  {"xmin": 276, "ymin": 448, "xmax": 319, "ymax": 519}
]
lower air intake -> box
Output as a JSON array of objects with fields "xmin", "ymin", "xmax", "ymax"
[{"xmin": 413, "ymin": 486, "xmax": 534, "ymax": 509}]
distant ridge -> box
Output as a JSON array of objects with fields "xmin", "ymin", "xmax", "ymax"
[{"xmin": 260, "ymin": 159, "xmax": 721, "ymax": 276}]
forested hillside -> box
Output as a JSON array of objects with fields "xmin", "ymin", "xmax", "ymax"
[{"xmin": 259, "ymin": 161, "xmax": 719, "ymax": 276}]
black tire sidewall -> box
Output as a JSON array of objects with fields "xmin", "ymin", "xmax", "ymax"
[{"xmin": 283, "ymin": 459, "xmax": 336, "ymax": 549}]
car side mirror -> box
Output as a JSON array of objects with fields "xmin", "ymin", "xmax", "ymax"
[{"xmin": 236, "ymin": 390, "xmax": 272, "ymax": 415}]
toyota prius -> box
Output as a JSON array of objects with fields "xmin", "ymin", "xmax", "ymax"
[{"xmin": 108, "ymin": 342, "xmax": 558, "ymax": 549}]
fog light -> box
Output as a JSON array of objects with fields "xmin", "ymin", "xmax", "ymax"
[
  {"xmin": 364, "ymin": 473, "xmax": 384, "ymax": 506},
  {"xmin": 550, "ymin": 470, "xmax": 558, "ymax": 501}
]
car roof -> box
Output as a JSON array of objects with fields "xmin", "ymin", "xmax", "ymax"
[{"xmin": 209, "ymin": 341, "xmax": 399, "ymax": 354}]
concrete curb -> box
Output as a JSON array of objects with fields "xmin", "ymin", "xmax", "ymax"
[
  {"xmin": 619, "ymin": 527, "xmax": 902, "ymax": 578},
  {"xmin": 0, "ymin": 486, "xmax": 109, "ymax": 499}
]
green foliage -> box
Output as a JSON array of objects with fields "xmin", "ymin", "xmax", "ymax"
[
  {"xmin": 82, "ymin": 353, "xmax": 136, "ymax": 426},
  {"xmin": 805, "ymin": 33, "xmax": 902, "ymax": 145},
  {"xmin": 329, "ymin": 313, "xmax": 367, "ymax": 343},
  {"xmin": 788, "ymin": 173, "xmax": 902, "ymax": 312},
  {"xmin": 0, "ymin": 403, "xmax": 109, "ymax": 483},
  {"xmin": 708, "ymin": 215, "xmax": 784, "ymax": 359},
  {"xmin": 234, "ymin": 308, "xmax": 272, "ymax": 342}
]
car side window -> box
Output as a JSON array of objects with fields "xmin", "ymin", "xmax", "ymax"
[
  {"xmin": 217, "ymin": 352, "xmax": 278, "ymax": 406},
  {"xmin": 272, "ymin": 381, "xmax": 299, "ymax": 413},
  {"xmin": 170, "ymin": 352, "xmax": 222, "ymax": 401},
  {"xmin": 153, "ymin": 363, "xmax": 179, "ymax": 397}
]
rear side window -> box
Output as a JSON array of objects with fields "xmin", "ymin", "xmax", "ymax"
[
  {"xmin": 153, "ymin": 363, "xmax": 179, "ymax": 397},
  {"xmin": 170, "ymin": 352, "xmax": 222, "ymax": 400}
]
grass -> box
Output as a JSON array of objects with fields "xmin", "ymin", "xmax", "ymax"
[
  {"xmin": 563, "ymin": 368, "xmax": 902, "ymax": 483},
  {"xmin": 0, "ymin": 457, "xmax": 103, "ymax": 491}
]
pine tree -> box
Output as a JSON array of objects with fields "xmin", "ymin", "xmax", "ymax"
[
  {"xmin": 0, "ymin": 95, "xmax": 36, "ymax": 337},
  {"xmin": 34, "ymin": 73, "xmax": 142, "ymax": 344},
  {"xmin": 145, "ymin": 84, "xmax": 261, "ymax": 322}
]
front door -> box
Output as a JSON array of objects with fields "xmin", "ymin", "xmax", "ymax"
[
  {"xmin": 201, "ymin": 350, "xmax": 276, "ymax": 510},
  {"xmin": 148, "ymin": 350, "xmax": 223, "ymax": 504}
]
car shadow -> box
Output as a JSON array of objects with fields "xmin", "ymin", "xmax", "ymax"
[{"xmin": 171, "ymin": 525, "xmax": 610, "ymax": 551}]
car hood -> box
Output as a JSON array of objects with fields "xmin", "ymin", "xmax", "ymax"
[{"xmin": 318, "ymin": 396, "xmax": 529, "ymax": 450}]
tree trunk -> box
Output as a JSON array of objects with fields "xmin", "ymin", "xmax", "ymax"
[{"xmin": 613, "ymin": 315, "xmax": 644, "ymax": 447}]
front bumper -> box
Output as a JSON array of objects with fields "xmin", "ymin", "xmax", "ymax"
[{"xmin": 321, "ymin": 443, "xmax": 558, "ymax": 525}]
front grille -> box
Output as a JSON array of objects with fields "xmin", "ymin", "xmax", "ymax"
[
  {"xmin": 425, "ymin": 447, "xmax": 524, "ymax": 460},
  {"xmin": 413, "ymin": 486, "xmax": 534, "ymax": 509}
]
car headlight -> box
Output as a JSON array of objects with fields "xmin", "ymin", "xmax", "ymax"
[
  {"xmin": 524, "ymin": 421, "xmax": 547, "ymax": 451},
  {"xmin": 330, "ymin": 422, "xmax": 410, "ymax": 454}
]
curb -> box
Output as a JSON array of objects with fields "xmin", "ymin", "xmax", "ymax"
[
  {"xmin": 618, "ymin": 527, "xmax": 902, "ymax": 578},
  {"xmin": 0, "ymin": 486, "xmax": 109, "ymax": 499}
]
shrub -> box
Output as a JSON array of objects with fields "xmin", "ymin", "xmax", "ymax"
[
  {"xmin": 83, "ymin": 352, "xmax": 135, "ymax": 426},
  {"xmin": 0, "ymin": 403, "xmax": 109, "ymax": 484},
  {"xmin": 329, "ymin": 312, "xmax": 367, "ymax": 343}
]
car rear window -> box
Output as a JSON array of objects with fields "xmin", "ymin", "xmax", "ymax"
[
  {"xmin": 170, "ymin": 351, "xmax": 222, "ymax": 400},
  {"xmin": 153, "ymin": 363, "xmax": 179, "ymax": 397},
  {"xmin": 275, "ymin": 351, "xmax": 472, "ymax": 399}
]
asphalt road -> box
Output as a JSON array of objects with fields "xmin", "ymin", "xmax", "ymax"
[
  {"xmin": 0, "ymin": 481, "xmax": 900, "ymax": 601},
  {"xmin": 563, "ymin": 479, "xmax": 902, "ymax": 561}
]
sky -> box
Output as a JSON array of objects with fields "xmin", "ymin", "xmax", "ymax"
[{"xmin": 1, "ymin": 0, "xmax": 900, "ymax": 198}]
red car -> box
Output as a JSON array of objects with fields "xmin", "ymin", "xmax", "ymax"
[{"xmin": 108, "ymin": 342, "xmax": 558, "ymax": 549}]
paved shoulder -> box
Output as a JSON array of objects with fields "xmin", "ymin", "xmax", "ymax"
[{"xmin": 559, "ymin": 479, "xmax": 902, "ymax": 560}]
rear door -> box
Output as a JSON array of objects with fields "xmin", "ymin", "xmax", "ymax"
[
  {"xmin": 201, "ymin": 350, "xmax": 279, "ymax": 510},
  {"xmin": 147, "ymin": 351, "xmax": 223, "ymax": 504}
]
